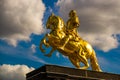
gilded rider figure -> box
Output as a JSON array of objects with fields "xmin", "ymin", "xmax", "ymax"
[
  {"xmin": 40, "ymin": 10, "xmax": 102, "ymax": 71},
  {"xmin": 59, "ymin": 10, "xmax": 81, "ymax": 49},
  {"xmin": 67, "ymin": 10, "xmax": 80, "ymax": 37}
]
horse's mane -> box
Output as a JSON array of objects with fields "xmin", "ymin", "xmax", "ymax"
[{"xmin": 56, "ymin": 16, "xmax": 66, "ymax": 31}]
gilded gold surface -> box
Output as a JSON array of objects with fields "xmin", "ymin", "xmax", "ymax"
[{"xmin": 40, "ymin": 10, "xmax": 102, "ymax": 72}]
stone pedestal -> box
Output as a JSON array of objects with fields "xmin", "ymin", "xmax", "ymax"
[{"xmin": 26, "ymin": 65, "xmax": 120, "ymax": 80}]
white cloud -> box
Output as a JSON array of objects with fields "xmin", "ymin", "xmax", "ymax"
[
  {"xmin": 62, "ymin": 55, "xmax": 68, "ymax": 59},
  {"xmin": 31, "ymin": 44, "xmax": 36, "ymax": 53},
  {"xmin": 0, "ymin": 0, "xmax": 46, "ymax": 46},
  {"xmin": 0, "ymin": 64, "xmax": 34, "ymax": 80},
  {"xmin": 56, "ymin": 52, "xmax": 68, "ymax": 58},
  {"xmin": 56, "ymin": 52, "xmax": 60, "ymax": 58},
  {"xmin": 56, "ymin": 0, "xmax": 120, "ymax": 52}
]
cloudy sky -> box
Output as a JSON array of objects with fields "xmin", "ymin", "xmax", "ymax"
[{"xmin": 0, "ymin": 0, "xmax": 120, "ymax": 80}]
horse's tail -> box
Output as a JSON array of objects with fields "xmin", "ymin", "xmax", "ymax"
[{"xmin": 90, "ymin": 50, "xmax": 102, "ymax": 72}]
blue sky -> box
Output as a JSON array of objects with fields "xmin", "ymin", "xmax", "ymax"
[{"xmin": 0, "ymin": 0, "xmax": 120, "ymax": 80}]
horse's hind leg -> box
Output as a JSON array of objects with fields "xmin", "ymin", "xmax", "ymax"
[
  {"xmin": 90, "ymin": 50, "xmax": 102, "ymax": 72},
  {"xmin": 69, "ymin": 56, "xmax": 80, "ymax": 69},
  {"xmin": 79, "ymin": 55, "xmax": 89, "ymax": 69},
  {"xmin": 78, "ymin": 49, "xmax": 89, "ymax": 69}
]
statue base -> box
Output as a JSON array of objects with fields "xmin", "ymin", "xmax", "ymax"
[{"xmin": 26, "ymin": 64, "xmax": 120, "ymax": 80}]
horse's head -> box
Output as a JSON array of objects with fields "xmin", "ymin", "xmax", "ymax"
[{"xmin": 46, "ymin": 13, "xmax": 65, "ymax": 30}]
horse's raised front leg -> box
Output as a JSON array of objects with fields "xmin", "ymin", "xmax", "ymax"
[
  {"xmin": 40, "ymin": 37, "xmax": 46, "ymax": 53},
  {"xmin": 44, "ymin": 48, "xmax": 56, "ymax": 57},
  {"xmin": 43, "ymin": 34, "xmax": 50, "ymax": 47},
  {"xmin": 39, "ymin": 35, "xmax": 49, "ymax": 53}
]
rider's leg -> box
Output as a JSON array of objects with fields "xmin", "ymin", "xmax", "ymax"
[
  {"xmin": 59, "ymin": 35, "xmax": 72, "ymax": 49},
  {"xmin": 90, "ymin": 51, "xmax": 102, "ymax": 72}
]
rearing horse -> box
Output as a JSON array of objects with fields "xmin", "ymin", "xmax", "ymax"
[{"xmin": 40, "ymin": 14, "xmax": 102, "ymax": 72}]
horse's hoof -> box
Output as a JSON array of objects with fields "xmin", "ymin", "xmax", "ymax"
[
  {"xmin": 41, "ymin": 49, "xmax": 45, "ymax": 53},
  {"xmin": 44, "ymin": 54, "xmax": 51, "ymax": 57}
]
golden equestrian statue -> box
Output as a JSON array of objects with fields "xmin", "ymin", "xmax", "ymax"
[{"xmin": 40, "ymin": 10, "xmax": 102, "ymax": 72}]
